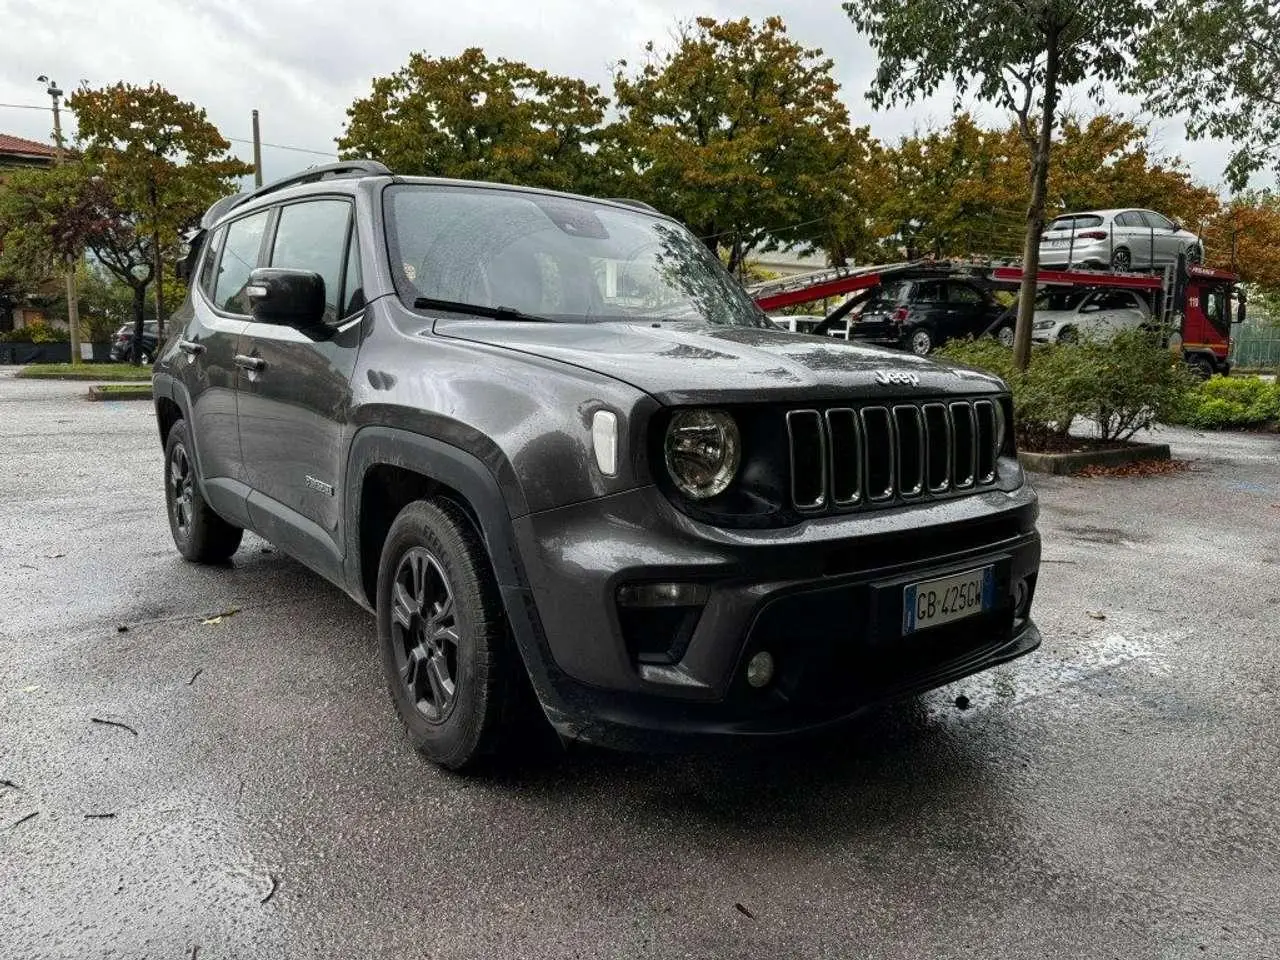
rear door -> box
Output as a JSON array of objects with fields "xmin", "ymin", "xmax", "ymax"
[
  {"xmin": 236, "ymin": 197, "xmax": 366, "ymax": 579},
  {"xmin": 909, "ymin": 279, "xmax": 946, "ymax": 328},
  {"xmin": 173, "ymin": 209, "xmax": 269, "ymax": 523}
]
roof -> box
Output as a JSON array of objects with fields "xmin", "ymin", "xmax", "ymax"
[{"xmin": 0, "ymin": 132, "xmax": 58, "ymax": 161}]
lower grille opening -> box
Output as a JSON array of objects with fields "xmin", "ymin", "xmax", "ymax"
[{"xmin": 618, "ymin": 605, "xmax": 703, "ymax": 665}]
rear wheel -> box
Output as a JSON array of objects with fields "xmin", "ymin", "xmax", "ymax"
[
  {"xmin": 996, "ymin": 323, "xmax": 1015, "ymax": 348},
  {"xmin": 907, "ymin": 325, "xmax": 934, "ymax": 356},
  {"xmin": 164, "ymin": 419, "xmax": 243, "ymax": 563},
  {"xmin": 1111, "ymin": 247, "xmax": 1132, "ymax": 271},
  {"xmin": 1185, "ymin": 354, "xmax": 1214, "ymax": 380},
  {"xmin": 376, "ymin": 499, "xmax": 527, "ymax": 771}
]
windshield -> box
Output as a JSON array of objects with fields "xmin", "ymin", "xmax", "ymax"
[{"xmin": 383, "ymin": 184, "xmax": 769, "ymax": 327}]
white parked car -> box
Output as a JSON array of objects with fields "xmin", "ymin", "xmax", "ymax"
[
  {"xmin": 1031, "ymin": 288, "xmax": 1153, "ymax": 343},
  {"xmin": 1039, "ymin": 208, "xmax": 1203, "ymax": 271},
  {"xmin": 768, "ymin": 313, "xmax": 826, "ymax": 334}
]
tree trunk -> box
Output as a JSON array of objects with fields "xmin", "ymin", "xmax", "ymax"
[
  {"xmin": 153, "ymin": 229, "xmax": 165, "ymax": 341},
  {"xmin": 1013, "ymin": 38, "xmax": 1061, "ymax": 373},
  {"xmin": 131, "ymin": 283, "xmax": 147, "ymax": 365}
]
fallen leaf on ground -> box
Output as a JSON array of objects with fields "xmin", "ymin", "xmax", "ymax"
[
  {"xmin": 1087, "ymin": 611, "xmax": 1107, "ymax": 620},
  {"xmin": 734, "ymin": 902, "xmax": 755, "ymax": 919},
  {"xmin": 201, "ymin": 607, "xmax": 241, "ymax": 626},
  {"xmin": 22, "ymin": 685, "xmax": 40, "ymax": 693},
  {"xmin": 1077, "ymin": 459, "xmax": 1193, "ymax": 479}
]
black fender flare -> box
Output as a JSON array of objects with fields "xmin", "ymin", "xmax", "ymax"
[{"xmin": 341, "ymin": 424, "xmax": 569, "ymax": 720}]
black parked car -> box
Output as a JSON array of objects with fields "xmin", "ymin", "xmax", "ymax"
[
  {"xmin": 110, "ymin": 321, "xmax": 160, "ymax": 363},
  {"xmin": 154, "ymin": 161, "xmax": 1041, "ymax": 770},
  {"xmin": 851, "ymin": 278, "xmax": 1007, "ymax": 355}
]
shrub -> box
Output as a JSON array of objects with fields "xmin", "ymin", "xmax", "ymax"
[
  {"xmin": 938, "ymin": 330, "xmax": 1193, "ymax": 448},
  {"xmin": 1171, "ymin": 375, "xmax": 1280, "ymax": 429},
  {"xmin": 0, "ymin": 319, "xmax": 70, "ymax": 343}
]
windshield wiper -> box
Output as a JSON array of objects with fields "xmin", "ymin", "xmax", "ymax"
[{"xmin": 412, "ymin": 296, "xmax": 554, "ymax": 323}]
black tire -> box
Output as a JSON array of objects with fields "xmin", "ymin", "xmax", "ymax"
[
  {"xmin": 1058, "ymin": 326, "xmax": 1079, "ymax": 344},
  {"xmin": 1111, "ymin": 247, "xmax": 1132, "ymax": 271},
  {"xmin": 907, "ymin": 325, "xmax": 934, "ymax": 356},
  {"xmin": 164, "ymin": 419, "xmax": 243, "ymax": 563},
  {"xmin": 376, "ymin": 499, "xmax": 524, "ymax": 770},
  {"xmin": 1185, "ymin": 244, "xmax": 1204, "ymax": 265},
  {"xmin": 1186, "ymin": 354, "xmax": 1214, "ymax": 381}
]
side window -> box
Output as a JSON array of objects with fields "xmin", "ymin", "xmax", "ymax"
[
  {"xmin": 214, "ymin": 212, "xmax": 270, "ymax": 314},
  {"xmin": 947, "ymin": 283, "xmax": 983, "ymax": 305},
  {"xmin": 912, "ymin": 281, "xmax": 944, "ymax": 303},
  {"xmin": 1142, "ymin": 211, "xmax": 1175, "ymax": 231},
  {"xmin": 1114, "ymin": 212, "xmax": 1141, "ymax": 228},
  {"xmin": 269, "ymin": 199, "xmax": 351, "ymax": 325},
  {"xmin": 197, "ymin": 225, "xmax": 226, "ymax": 301},
  {"xmin": 341, "ymin": 232, "xmax": 365, "ymax": 317}
]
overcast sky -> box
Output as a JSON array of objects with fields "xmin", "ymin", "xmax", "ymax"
[{"xmin": 0, "ymin": 0, "xmax": 1267, "ymax": 195}]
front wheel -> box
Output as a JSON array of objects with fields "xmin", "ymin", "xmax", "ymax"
[
  {"xmin": 907, "ymin": 325, "xmax": 934, "ymax": 356},
  {"xmin": 377, "ymin": 499, "xmax": 526, "ymax": 770},
  {"xmin": 164, "ymin": 419, "xmax": 243, "ymax": 563},
  {"xmin": 1185, "ymin": 354, "xmax": 1214, "ymax": 380},
  {"xmin": 1185, "ymin": 244, "xmax": 1204, "ymax": 265}
]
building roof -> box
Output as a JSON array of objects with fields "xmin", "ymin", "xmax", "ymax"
[{"xmin": 0, "ymin": 133, "xmax": 58, "ymax": 162}]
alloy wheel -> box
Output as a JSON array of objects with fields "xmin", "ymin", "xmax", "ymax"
[
  {"xmin": 169, "ymin": 443, "xmax": 194, "ymax": 537},
  {"xmin": 910, "ymin": 329, "xmax": 932, "ymax": 355},
  {"xmin": 390, "ymin": 547, "xmax": 461, "ymax": 723},
  {"xmin": 997, "ymin": 325, "xmax": 1015, "ymax": 348},
  {"xmin": 1111, "ymin": 248, "xmax": 1131, "ymax": 270}
]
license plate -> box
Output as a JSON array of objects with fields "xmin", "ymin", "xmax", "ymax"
[
  {"xmin": 902, "ymin": 566, "xmax": 994, "ymax": 635},
  {"xmin": 1045, "ymin": 238, "xmax": 1068, "ymax": 248}
]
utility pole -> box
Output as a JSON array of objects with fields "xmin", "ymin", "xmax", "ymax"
[
  {"xmin": 252, "ymin": 109, "xmax": 263, "ymax": 187},
  {"xmin": 39, "ymin": 75, "xmax": 82, "ymax": 365}
]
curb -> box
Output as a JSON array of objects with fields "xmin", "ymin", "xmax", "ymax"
[
  {"xmin": 86, "ymin": 384, "xmax": 154, "ymax": 403},
  {"xmin": 1018, "ymin": 442, "xmax": 1171, "ymax": 476}
]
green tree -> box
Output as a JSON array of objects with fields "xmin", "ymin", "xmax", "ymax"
[
  {"xmin": 609, "ymin": 16, "xmax": 867, "ymax": 274},
  {"xmin": 67, "ymin": 82, "xmax": 250, "ymax": 343},
  {"xmin": 846, "ymin": 0, "xmax": 1154, "ymax": 370},
  {"xmin": 1134, "ymin": 0, "xmax": 1280, "ymax": 192},
  {"xmin": 338, "ymin": 48, "xmax": 608, "ymax": 193},
  {"xmin": 0, "ymin": 160, "xmax": 159, "ymax": 357}
]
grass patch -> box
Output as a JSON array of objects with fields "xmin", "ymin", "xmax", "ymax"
[
  {"xmin": 86, "ymin": 383, "xmax": 153, "ymax": 402},
  {"xmin": 15, "ymin": 362, "xmax": 152, "ymax": 382}
]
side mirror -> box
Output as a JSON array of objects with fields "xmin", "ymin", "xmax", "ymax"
[{"xmin": 245, "ymin": 268, "xmax": 326, "ymax": 328}]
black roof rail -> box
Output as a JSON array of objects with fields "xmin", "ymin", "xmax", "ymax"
[
  {"xmin": 608, "ymin": 197, "xmax": 659, "ymax": 213},
  {"xmin": 242, "ymin": 159, "xmax": 391, "ymax": 204},
  {"xmin": 199, "ymin": 159, "xmax": 391, "ymax": 229}
]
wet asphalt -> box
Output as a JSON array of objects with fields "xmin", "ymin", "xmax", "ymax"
[{"xmin": 1, "ymin": 369, "xmax": 1278, "ymax": 960}]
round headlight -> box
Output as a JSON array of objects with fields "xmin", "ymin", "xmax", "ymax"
[{"xmin": 664, "ymin": 409, "xmax": 740, "ymax": 500}]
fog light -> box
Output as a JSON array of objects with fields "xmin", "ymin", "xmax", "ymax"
[
  {"xmin": 1013, "ymin": 578, "xmax": 1031, "ymax": 618},
  {"xmin": 617, "ymin": 582, "xmax": 710, "ymax": 608},
  {"xmin": 746, "ymin": 651, "xmax": 775, "ymax": 689}
]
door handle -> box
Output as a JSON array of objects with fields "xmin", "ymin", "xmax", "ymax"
[
  {"xmin": 177, "ymin": 339, "xmax": 205, "ymax": 356},
  {"xmin": 234, "ymin": 354, "xmax": 266, "ymax": 372}
]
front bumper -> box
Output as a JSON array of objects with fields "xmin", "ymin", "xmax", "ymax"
[{"xmin": 508, "ymin": 482, "xmax": 1041, "ymax": 749}]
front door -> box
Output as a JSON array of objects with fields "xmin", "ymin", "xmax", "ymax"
[
  {"xmin": 236, "ymin": 197, "xmax": 366, "ymax": 578},
  {"xmin": 942, "ymin": 281, "xmax": 991, "ymax": 337},
  {"xmin": 173, "ymin": 209, "xmax": 271, "ymax": 523}
]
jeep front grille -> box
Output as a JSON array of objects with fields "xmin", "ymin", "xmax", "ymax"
[{"xmin": 786, "ymin": 398, "xmax": 1002, "ymax": 513}]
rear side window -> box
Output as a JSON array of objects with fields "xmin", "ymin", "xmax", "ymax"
[
  {"xmin": 269, "ymin": 200, "xmax": 352, "ymax": 325},
  {"xmin": 1115, "ymin": 211, "xmax": 1145, "ymax": 228},
  {"xmin": 197, "ymin": 226, "xmax": 226, "ymax": 301},
  {"xmin": 214, "ymin": 211, "xmax": 270, "ymax": 313}
]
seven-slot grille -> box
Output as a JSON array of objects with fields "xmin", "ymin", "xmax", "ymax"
[{"xmin": 785, "ymin": 399, "xmax": 1001, "ymax": 512}]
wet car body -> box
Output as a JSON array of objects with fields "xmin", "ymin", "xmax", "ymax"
[{"xmin": 152, "ymin": 166, "xmax": 1042, "ymax": 760}]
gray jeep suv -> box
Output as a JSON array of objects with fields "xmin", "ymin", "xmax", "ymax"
[{"xmin": 154, "ymin": 161, "xmax": 1041, "ymax": 769}]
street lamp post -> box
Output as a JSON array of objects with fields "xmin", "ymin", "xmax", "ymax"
[{"xmin": 37, "ymin": 75, "xmax": 81, "ymax": 365}]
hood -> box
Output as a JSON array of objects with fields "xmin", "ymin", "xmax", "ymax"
[
  {"xmin": 1032, "ymin": 310, "xmax": 1078, "ymax": 325},
  {"xmin": 433, "ymin": 319, "xmax": 1003, "ymax": 405}
]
